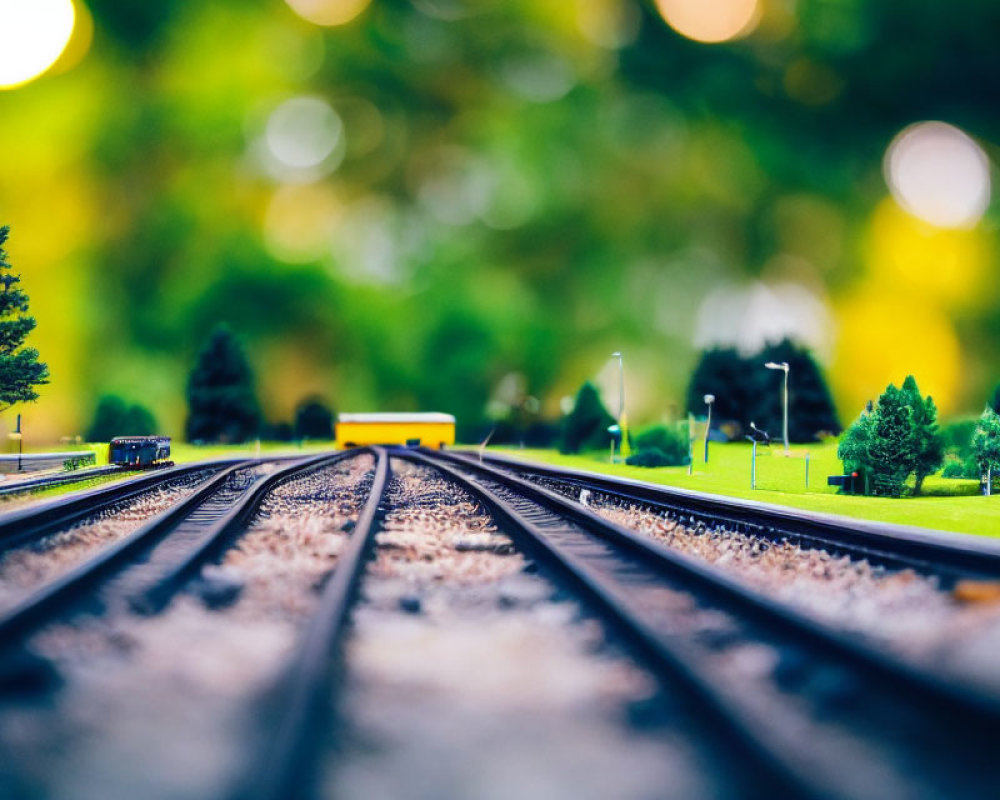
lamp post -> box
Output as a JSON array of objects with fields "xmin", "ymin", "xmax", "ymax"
[
  {"xmin": 703, "ymin": 393, "xmax": 715, "ymax": 463},
  {"xmin": 764, "ymin": 361, "xmax": 790, "ymax": 454},
  {"xmin": 611, "ymin": 351, "xmax": 624, "ymax": 460}
]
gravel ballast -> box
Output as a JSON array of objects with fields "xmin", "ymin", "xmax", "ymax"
[
  {"xmin": 0, "ymin": 456, "xmax": 375, "ymax": 800},
  {"xmin": 0, "ymin": 471, "xmax": 216, "ymax": 613},
  {"xmin": 533, "ymin": 476, "xmax": 1000, "ymax": 693},
  {"xmin": 320, "ymin": 459, "xmax": 728, "ymax": 800}
]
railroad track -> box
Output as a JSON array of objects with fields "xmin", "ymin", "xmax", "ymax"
[
  {"xmin": 408, "ymin": 448, "xmax": 1000, "ymax": 800},
  {"xmin": 236, "ymin": 447, "xmax": 389, "ymax": 800},
  {"xmin": 0, "ymin": 459, "xmax": 243, "ymax": 555},
  {"xmin": 0, "ymin": 464, "xmax": 129, "ymax": 499},
  {"xmin": 0, "ymin": 453, "xmax": 348, "ymax": 673},
  {"xmin": 465, "ymin": 451, "xmax": 1000, "ymax": 582}
]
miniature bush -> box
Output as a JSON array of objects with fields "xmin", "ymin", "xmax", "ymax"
[
  {"xmin": 634, "ymin": 424, "xmax": 689, "ymax": 466},
  {"xmin": 626, "ymin": 448, "xmax": 672, "ymax": 468}
]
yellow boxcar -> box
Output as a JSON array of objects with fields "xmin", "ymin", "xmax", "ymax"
[{"xmin": 336, "ymin": 413, "xmax": 456, "ymax": 450}]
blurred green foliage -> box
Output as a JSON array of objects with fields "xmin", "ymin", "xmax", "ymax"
[
  {"xmin": 86, "ymin": 395, "xmax": 157, "ymax": 441},
  {"xmin": 185, "ymin": 325, "xmax": 262, "ymax": 443},
  {"xmin": 560, "ymin": 381, "xmax": 615, "ymax": 454},
  {"xmin": 3, "ymin": 0, "xmax": 1000, "ymax": 441}
]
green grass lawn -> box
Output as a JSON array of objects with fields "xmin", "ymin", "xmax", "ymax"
[{"xmin": 485, "ymin": 441, "xmax": 1000, "ymax": 539}]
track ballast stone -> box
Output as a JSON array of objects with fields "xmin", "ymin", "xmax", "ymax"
[
  {"xmin": 533, "ymin": 475, "xmax": 1000, "ymax": 694},
  {"xmin": 0, "ymin": 456, "xmax": 375, "ymax": 800},
  {"xmin": 320, "ymin": 460, "xmax": 727, "ymax": 800}
]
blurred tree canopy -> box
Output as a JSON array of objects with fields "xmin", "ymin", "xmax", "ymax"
[
  {"xmin": 2, "ymin": 0, "xmax": 1000, "ymax": 440},
  {"xmin": 686, "ymin": 339, "xmax": 839, "ymax": 442},
  {"xmin": 86, "ymin": 395, "xmax": 157, "ymax": 441},
  {"xmin": 185, "ymin": 325, "xmax": 261, "ymax": 443}
]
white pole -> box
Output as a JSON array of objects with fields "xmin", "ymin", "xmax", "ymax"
[{"xmin": 782, "ymin": 367, "xmax": 790, "ymax": 454}]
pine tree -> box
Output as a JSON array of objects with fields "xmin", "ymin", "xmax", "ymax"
[
  {"xmin": 973, "ymin": 406, "xmax": 1000, "ymax": 495},
  {"xmin": 86, "ymin": 395, "xmax": 157, "ymax": 441},
  {"xmin": 758, "ymin": 339, "xmax": 841, "ymax": 441},
  {"xmin": 559, "ymin": 381, "xmax": 615, "ymax": 454},
  {"xmin": 866, "ymin": 384, "xmax": 917, "ymax": 496},
  {"xmin": 901, "ymin": 375, "xmax": 944, "ymax": 496},
  {"xmin": 0, "ymin": 226, "xmax": 48, "ymax": 411},
  {"xmin": 294, "ymin": 397, "xmax": 334, "ymax": 440},
  {"xmin": 686, "ymin": 339, "xmax": 839, "ymax": 442},
  {"xmin": 185, "ymin": 324, "xmax": 261, "ymax": 443}
]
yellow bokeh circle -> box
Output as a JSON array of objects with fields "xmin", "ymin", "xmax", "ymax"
[
  {"xmin": 832, "ymin": 288, "xmax": 960, "ymax": 418},
  {"xmin": 866, "ymin": 198, "xmax": 988, "ymax": 309}
]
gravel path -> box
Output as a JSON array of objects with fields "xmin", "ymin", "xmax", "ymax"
[
  {"xmin": 320, "ymin": 460, "xmax": 730, "ymax": 800},
  {"xmin": 0, "ymin": 470, "xmax": 217, "ymax": 613},
  {"xmin": 535, "ymin": 477, "xmax": 1000, "ymax": 694},
  {"xmin": 0, "ymin": 456, "xmax": 375, "ymax": 800}
]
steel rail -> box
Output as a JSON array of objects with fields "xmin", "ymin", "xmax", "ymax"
[
  {"xmin": 0, "ymin": 453, "xmax": 346, "ymax": 652},
  {"xmin": 464, "ymin": 451, "xmax": 1000, "ymax": 582},
  {"xmin": 0, "ymin": 458, "xmax": 242, "ymax": 553},
  {"xmin": 410, "ymin": 449, "xmax": 1000, "ymax": 800},
  {"xmin": 437, "ymin": 449, "xmax": 1000, "ymax": 718},
  {"xmin": 236, "ymin": 447, "xmax": 389, "ymax": 800}
]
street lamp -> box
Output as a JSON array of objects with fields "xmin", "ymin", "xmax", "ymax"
[
  {"xmin": 703, "ymin": 393, "xmax": 715, "ymax": 463},
  {"xmin": 764, "ymin": 361, "xmax": 790, "ymax": 454},
  {"xmin": 611, "ymin": 351, "xmax": 625, "ymax": 460}
]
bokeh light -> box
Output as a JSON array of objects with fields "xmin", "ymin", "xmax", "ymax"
[
  {"xmin": 0, "ymin": 0, "xmax": 75, "ymax": 89},
  {"xmin": 283, "ymin": 0, "xmax": 371, "ymax": 27},
  {"xmin": 884, "ymin": 121, "xmax": 991, "ymax": 229},
  {"xmin": 694, "ymin": 281, "xmax": 834, "ymax": 357},
  {"xmin": 833, "ymin": 288, "xmax": 961, "ymax": 417},
  {"xmin": 574, "ymin": 0, "xmax": 640, "ymax": 50},
  {"xmin": 654, "ymin": 0, "xmax": 760, "ymax": 43},
  {"xmin": 264, "ymin": 96, "xmax": 344, "ymax": 179},
  {"xmin": 866, "ymin": 198, "xmax": 989, "ymax": 308},
  {"xmin": 263, "ymin": 184, "xmax": 342, "ymax": 264}
]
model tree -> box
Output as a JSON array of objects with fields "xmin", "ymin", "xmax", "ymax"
[
  {"xmin": 0, "ymin": 226, "xmax": 49, "ymax": 411},
  {"xmin": 686, "ymin": 339, "xmax": 839, "ymax": 442},
  {"xmin": 559, "ymin": 381, "xmax": 616, "ymax": 454},
  {"xmin": 838, "ymin": 376, "xmax": 943, "ymax": 496},
  {"xmin": 901, "ymin": 375, "xmax": 944, "ymax": 496},
  {"xmin": 294, "ymin": 396, "xmax": 334, "ymax": 440},
  {"xmin": 973, "ymin": 406, "xmax": 1000, "ymax": 495},
  {"xmin": 185, "ymin": 324, "xmax": 261, "ymax": 443},
  {"xmin": 86, "ymin": 394, "xmax": 157, "ymax": 441}
]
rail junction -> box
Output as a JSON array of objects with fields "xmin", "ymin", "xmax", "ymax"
[{"xmin": 0, "ymin": 447, "xmax": 998, "ymax": 799}]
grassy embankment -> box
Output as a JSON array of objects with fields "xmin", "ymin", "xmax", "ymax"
[{"xmin": 487, "ymin": 440, "xmax": 1000, "ymax": 538}]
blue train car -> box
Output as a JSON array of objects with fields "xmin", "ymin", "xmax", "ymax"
[{"xmin": 109, "ymin": 436, "xmax": 172, "ymax": 468}]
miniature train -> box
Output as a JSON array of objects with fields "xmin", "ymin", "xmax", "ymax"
[
  {"xmin": 336, "ymin": 413, "xmax": 456, "ymax": 450},
  {"xmin": 109, "ymin": 436, "xmax": 173, "ymax": 468}
]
